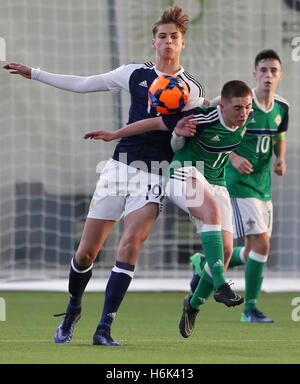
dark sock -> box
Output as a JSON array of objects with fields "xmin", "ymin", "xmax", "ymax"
[
  {"xmin": 98, "ymin": 261, "xmax": 135, "ymax": 329},
  {"xmin": 68, "ymin": 257, "xmax": 93, "ymax": 309}
]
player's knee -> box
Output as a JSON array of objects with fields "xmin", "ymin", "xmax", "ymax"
[
  {"xmin": 261, "ymin": 240, "xmax": 270, "ymax": 256},
  {"xmin": 250, "ymin": 233, "xmax": 270, "ymax": 255},
  {"xmin": 189, "ymin": 200, "xmax": 221, "ymax": 224},
  {"xmin": 75, "ymin": 249, "xmax": 96, "ymax": 267}
]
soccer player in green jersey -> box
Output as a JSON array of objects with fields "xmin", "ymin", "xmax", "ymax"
[
  {"xmin": 190, "ymin": 49, "xmax": 289, "ymax": 323},
  {"xmin": 85, "ymin": 80, "xmax": 253, "ymax": 337}
]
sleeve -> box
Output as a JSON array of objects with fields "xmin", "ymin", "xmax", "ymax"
[
  {"xmin": 161, "ymin": 110, "xmax": 188, "ymax": 133},
  {"xmin": 31, "ymin": 64, "xmax": 138, "ymax": 94},
  {"xmin": 278, "ymin": 107, "xmax": 289, "ymax": 133},
  {"xmin": 170, "ymin": 131, "xmax": 186, "ymax": 152},
  {"xmin": 273, "ymin": 132, "xmax": 286, "ymax": 141}
]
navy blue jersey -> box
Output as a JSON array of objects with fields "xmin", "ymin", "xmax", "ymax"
[
  {"xmin": 32, "ymin": 62, "xmax": 205, "ymax": 172},
  {"xmin": 108, "ymin": 62, "xmax": 205, "ymax": 171}
]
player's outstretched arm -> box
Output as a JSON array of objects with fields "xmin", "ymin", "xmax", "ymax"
[
  {"xmin": 3, "ymin": 63, "xmax": 32, "ymax": 79},
  {"xmin": 84, "ymin": 117, "xmax": 167, "ymax": 141},
  {"xmin": 84, "ymin": 114, "xmax": 197, "ymax": 142},
  {"xmin": 4, "ymin": 62, "xmax": 113, "ymax": 93}
]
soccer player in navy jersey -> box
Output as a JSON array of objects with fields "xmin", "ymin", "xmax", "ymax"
[{"xmin": 4, "ymin": 5, "xmax": 206, "ymax": 346}]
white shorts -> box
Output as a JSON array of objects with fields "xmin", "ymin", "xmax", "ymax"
[
  {"xmin": 87, "ymin": 159, "xmax": 164, "ymax": 221},
  {"xmin": 165, "ymin": 167, "xmax": 233, "ymax": 233},
  {"xmin": 231, "ymin": 197, "xmax": 273, "ymax": 238}
]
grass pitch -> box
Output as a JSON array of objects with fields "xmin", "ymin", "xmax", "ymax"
[{"xmin": 0, "ymin": 291, "xmax": 299, "ymax": 364}]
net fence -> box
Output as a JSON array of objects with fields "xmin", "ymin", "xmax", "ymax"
[{"xmin": 0, "ymin": 0, "xmax": 299, "ymax": 289}]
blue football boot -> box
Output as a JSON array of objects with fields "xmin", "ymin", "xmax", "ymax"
[
  {"xmin": 54, "ymin": 307, "xmax": 81, "ymax": 344},
  {"xmin": 93, "ymin": 326, "xmax": 123, "ymax": 347},
  {"xmin": 241, "ymin": 309, "xmax": 274, "ymax": 323}
]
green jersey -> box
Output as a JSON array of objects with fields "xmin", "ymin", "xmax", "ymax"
[
  {"xmin": 162, "ymin": 105, "xmax": 251, "ymax": 186},
  {"xmin": 226, "ymin": 90, "xmax": 289, "ymax": 201}
]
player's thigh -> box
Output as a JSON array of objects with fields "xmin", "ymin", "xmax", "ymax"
[
  {"xmin": 166, "ymin": 172, "xmax": 220, "ymax": 231},
  {"xmin": 89, "ymin": 158, "xmax": 137, "ymax": 221},
  {"xmin": 124, "ymin": 169, "xmax": 165, "ymax": 218},
  {"xmin": 212, "ymin": 185, "xmax": 233, "ymax": 234},
  {"xmin": 76, "ymin": 218, "xmax": 117, "ymax": 264},
  {"xmin": 231, "ymin": 197, "xmax": 271, "ymax": 239},
  {"xmin": 186, "ymin": 177, "xmax": 221, "ymax": 224},
  {"xmin": 117, "ymin": 202, "xmax": 159, "ymax": 264}
]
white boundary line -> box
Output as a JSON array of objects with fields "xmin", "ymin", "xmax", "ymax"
[
  {"xmin": 0, "ymin": 277, "xmax": 300, "ymax": 292},
  {"xmin": 0, "ymin": 338, "xmax": 300, "ymax": 344}
]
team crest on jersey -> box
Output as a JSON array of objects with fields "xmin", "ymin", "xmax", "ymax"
[{"xmin": 275, "ymin": 114, "xmax": 282, "ymax": 126}]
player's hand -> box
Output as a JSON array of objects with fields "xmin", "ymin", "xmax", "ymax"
[
  {"xmin": 3, "ymin": 63, "xmax": 32, "ymax": 79},
  {"xmin": 175, "ymin": 115, "xmax": 197, "ymax": 137},
  {"xmin": 273, "ymin": 157, "xmax": 286, "ymax": 176},
  {"xmin": 230, "ymin": 153, "xmax": 253, "ymax": 174},
  {"xmin": 84, "ymin": 130, "xmax": 116, "ymax": 141}
]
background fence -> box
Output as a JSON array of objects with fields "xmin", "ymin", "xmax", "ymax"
[{"xmin": 0, "ymin": 0, "xmax": 299, "ymax": 290}]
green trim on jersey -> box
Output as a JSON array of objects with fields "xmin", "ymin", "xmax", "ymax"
[
  {"xmin": 163, "ymin": 105, "xmax": 250, "ymax": 186},
  {"xmin": 226, "ymin": 90, "xmax": 289, "ymax": 200}
]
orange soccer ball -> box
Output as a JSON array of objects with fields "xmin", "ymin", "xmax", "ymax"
[{"xmin": 148, "ymin": 74, "xmax": 189, "ymax": 115}]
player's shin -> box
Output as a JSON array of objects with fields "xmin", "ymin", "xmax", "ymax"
[
  {"xmin": 228, "ymin": 246, "xmax": 246, "ymax": 268},
  {"xmin": 200, "ymin": 225, "xmax": 226, "ymax": 290},
  {"xmin": 190, "ymin": 267, "xmax": 214, "ymax": 309},
  {"xmin": 68, "ymin": 257, "xmax": 93, "ymax": 309},
  {"xmin": 98, "ymin": 261, "xmax": 135, "ymax": 329},
  {"xmin": 244, "ymin": 251, "xmax": 268, "ymax": 312}
]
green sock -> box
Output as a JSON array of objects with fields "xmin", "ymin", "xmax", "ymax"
[
  {"xmin": 244, "ymin": 251, "xmax": 267, "ymax": 312},
  {"xmin": 197, "ymin": 246, "xmax": 245, "ymax": 274},
  {"xmin": 201, "ymin": 229, "xmax": 226, "ymax": 290},
  {"xmin": 190, "ymin": 269, "xmax": 214, "ymax": 310},
  {"xmin": 229, "ymin": 246, "xmax": 245, "ymax": 268}
]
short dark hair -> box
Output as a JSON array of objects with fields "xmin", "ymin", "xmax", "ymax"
[
  {"xmin": 221, "ymin": 80, "xmax": 252, "ymax": 100},
  {"xmin": 255, "ymin": 49, "xmax": 282, "ymax": 68},
  {"xmin": 152, "ymin": 5, "xmax": 189, "ymax": 36}
]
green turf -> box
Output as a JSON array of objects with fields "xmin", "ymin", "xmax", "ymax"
[{"xmin": 0, "ymin": 291, "xmax": 299, "ymax": 364}]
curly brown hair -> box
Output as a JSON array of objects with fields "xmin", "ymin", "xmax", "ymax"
[{"xmin": 152, "ymin": 5, "xmax": 189, "ymax": 36}]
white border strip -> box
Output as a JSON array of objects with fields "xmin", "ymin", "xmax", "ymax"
[{"xmin": 0, "ymin": 278, "xmax": 300, "ymax": 292}]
